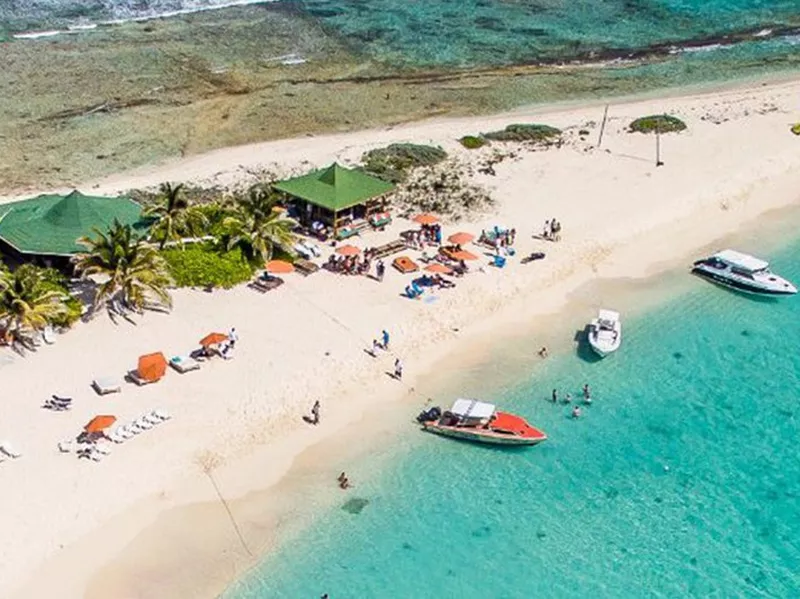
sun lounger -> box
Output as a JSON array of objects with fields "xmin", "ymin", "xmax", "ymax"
[
  {"xmin": 120, "ymin": 426, "xmax": 136, "ymax": 439},
  {"xmin": 142, "ymin": 413, "xmax": 162, "ymax": 426},
  {"xmin": 170, "ymin": 355, "xmax": 200, "ymax": 374},
  {"xmin": 127, "ymin": 370, "xmax": 154, "ymax": 386},
  {"xmin": 43, "ymin": 326, "xmax": 56, "ymax": 345},
  {"xmin": 133, "ymin": 418, "xmax": 153, "ymax": 431},
  {"xmin": 248, "ymin": 276, "xmax": 284, "ymax": 293},
  {"xmin": 43, "ymin": 397, "xmax": 72, "ymax": 411},
  {"xmin": 294, "ymin": 258, "xmax": 320, "ymax": 277},
  {"xmin": 0, "ymin": 441, "xmax": 22, "ymax": 459},
  {"xmin": 152, "ymin": 409, "xmax": 172, "ymax": 421},
  {"xmin": 89, "ymin": 449, "xmax": 106, "ymax": 462},
  {"xmin": 58, "ymin": 440, "xmax": 75, "ymax": 453},
  {"xmin": 393, "ymin": 256, "xmax": 419, "ymax": 274},
  {"xmin": 93, "ymin": 376, "xmax": 122, "ymax": 395},
  {"xmin": 94, "ymin": 443, "xmax": 112, "ymax": 456},
  {"xmin": 107, "ymin": 431, "xmax": 125, "ymax": 444}
]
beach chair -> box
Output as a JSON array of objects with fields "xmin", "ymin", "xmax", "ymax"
[
  {"xmin": 142, "ymin": 412, "xmax": 163, "ymax": 426},
  {"xmin": 43, "ymin": 326, "xmax": 56, "ymax": 345},
  {"xmin": 58, "ymin": 440, "xmax": 75, "ymax": 453},
  {"xmin": 248, "ymin": 276, "xmax": 284, "ymax": 293},
  {"xmin": 89, "ymin": 448, "xmax": 106, "ymax": 462},
  {"xmin": 119, "ymin": 426, "xmax": 136, "ymax": 440},
  {"xmin": 152, "ymin": 409, "xmax": 172, "ymax": 421},
  {"xmin": 43, "ymin": 396, "xmax": 72, "ymax": 411},
  {"xmin": 170, "ymin": 355, "xmax": 200, "ymax": 374},
  {"xmin": 127, "ymin": 370, "xmax": 153, "ymax": 386},
  {"xmin": 294, "ymin": 258, "xmax": 320, "ymax": 277},
  {"xmin": 93, "ymin": 376, "xmax": 122, "ymax": 395},
  {"xmin": 493, "ymin": 255, "xmax": 507, "ymax": 268},
  {"xmin": 133, "ymin": 418, "xmax": 153, "ymax": 431},
  {"xmin": 0, "ymin": 441, "xmax": 22, "ymax": 459},
  {"xmin": 107, "ymin": 430, "xmax": 125, "ymax": 444},
  {"xmin": 94, "ymin": 443, "xmax": 112, "ymax": 456}
]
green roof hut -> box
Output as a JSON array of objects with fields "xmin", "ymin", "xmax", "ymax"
[
  {"xmin": 0, "ymin": 190, "xmax": 147, "ymax": 263},
  {"xmin": 273, "ymin": 163, "xmax": 394, "ymax": 240}
]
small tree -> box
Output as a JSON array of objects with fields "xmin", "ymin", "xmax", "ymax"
[{"xmin": 223, "ymin": 185, "xmax": 296, "ymax": 264}]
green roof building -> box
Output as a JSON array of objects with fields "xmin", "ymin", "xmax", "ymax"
[
  {"xmin": 274, "ymin": 163, "xmax": 394, "ymax": 239},
  {"xmin": 0, "ymin": 190, "xmax": 147, "ymax": 258}
]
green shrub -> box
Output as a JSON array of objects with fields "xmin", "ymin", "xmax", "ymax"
[
  {"xmin": 362, "ymin": 143, "xmax": 447, "ymax": 183},
  {"xmin": 483, "ymin": 124, "xmax": 562, "ymax": 143},
  {"xmin": 459, "ymin": 135, "xmax": 487, "ymax": 149},
  {"xmin": 629, "ymin": 115, "xmax": 687, "ymax": 134},
  {"xmin": 791, "ymin": 123, "xmax": 800, "ymax": 136},
  {"xmin": 161, "ymin": 244, "xmax": 256, "ymax": 289}
]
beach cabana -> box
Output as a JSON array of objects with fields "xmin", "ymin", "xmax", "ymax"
[
  {"xmin": 0, "ymin": 190, "xmax": 148, "ymax": 267},
  {"xmin": 274, "ymin": 163, "xmax": 394, "ymax": 240}
]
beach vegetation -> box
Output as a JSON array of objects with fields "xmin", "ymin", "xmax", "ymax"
[
  {"xmin": 459, "ymin": 135, "xmax": 487, "ymax": 149},
  {"xmin": 483, "ymin": 124, "xmax": 562, "ymax": 143},
  {"xmin": 161, "ymin": 244, "xmax": 255, "ymax": 289},
  {"xmin": 145, "ymin": 182, "xmax": 210, "ymax": 248},
  {"xmin": 0, "ymin": 264, "xmax": 72, "ymax": 345},
  {"xmin": 394, "ymin": 160, "xmax": 495, "ymax": 221},
  {"xmin": 222, "ymin": 184, "xmax": 297, "ymax": 264},
  {"xmin": 362, "ymin": 144, "xmax": 448, "ymax": 183},
  {"xmin": 791, "ymin": 123, "xmax": 800, "ymax": 136},
  {"xmin": 629, "ymin": 115, "xmax": 687, "ymax": 134},
  {"xmin": 74, "ymin": 220, "xmax": 174, "ymax": 315}
]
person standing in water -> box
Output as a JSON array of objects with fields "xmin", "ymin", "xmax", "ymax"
[
  {"xmin": 552, "ymin": 389, "xmax": 558, "ymax": 403},
  {"xmin": 583, "ymin": 384, "xmax": 592, "ymax": 405}
]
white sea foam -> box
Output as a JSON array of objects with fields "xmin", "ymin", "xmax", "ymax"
[{"xmin": 11, "ymin": 0, "xmax": 275, "ymax": 41}]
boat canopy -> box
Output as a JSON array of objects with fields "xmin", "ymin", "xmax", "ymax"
[
  {"xmin": 598, "ymin": 309, "xmax": 619, "ymax": 325},
  {"xmin": 450, "ymin": 398, "xmax": 495, "ymax": 420},
  {"xmin": 714, "ymin": 249, "xmax": 768, "ymax": 272}
]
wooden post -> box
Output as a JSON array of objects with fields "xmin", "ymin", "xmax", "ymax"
[
  {"xmin": 656, "ymin": 116, "xmax": 664, "ymax": 167},
  {"xmin": 597, "ymin": 104, "xmax": 610, "ymax": 149}
]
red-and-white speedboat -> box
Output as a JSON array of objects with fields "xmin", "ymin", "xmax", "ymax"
[{"xmin": 417, "ymin": 398, "xmax": 547, "ymax": 446}]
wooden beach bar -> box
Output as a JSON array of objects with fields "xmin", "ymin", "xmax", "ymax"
[{"xmin": 274, "ymin": 163, "xmax": 394, "ymax": 240}]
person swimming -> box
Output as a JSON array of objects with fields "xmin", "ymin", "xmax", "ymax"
[
  {"xmin": 564, "ymin": 393, "xmax": 572, "ymax": 404},
  {"xmin": 572, "ymin": 406, "xmax": 582, "ymax": 419}
]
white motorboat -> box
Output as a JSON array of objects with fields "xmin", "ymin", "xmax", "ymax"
[
  {"xmin": 588, "ymin": 309, "xmax": 621, "ymax": 357},
  {"xmin": 692, "ymin": 249, "xmax": 796, "ymax": 296}
]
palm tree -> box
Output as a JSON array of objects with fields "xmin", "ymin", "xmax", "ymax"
[
  {"xmin": 74, "ymin": 220, "xmax": 173, "ymax": 314},
  {"xmin": 0, "ymin": 264, "xmax": 69, "ymax": 344},
  {"xmin": 223, "ymin": 185, "xmax": 296, "ymax": 263},
  {"xmin": 145, "ymin": 182, "xmax": 208, "ymax": 249}
]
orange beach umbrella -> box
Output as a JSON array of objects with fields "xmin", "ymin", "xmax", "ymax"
[
  {"xmin": 450, "ymin": 250, "xmax": 478, "ymax": 261},
  {"xmin": 85, "ymin": 415, "xmax": 116, "ymax": 434},
  {"xmin": 413, "ymin": 213, "xmax": 439, "ymax": 225},
  {"xmin": 137, "ymin": 352, "xmax": 168, "ymax": 383},
  {"xmin": 265, "ymin": 260, "xmax": 294, "ymax": 274},
  {"xmin": 335, "ymin": 245, "xmax": 361, "ymax": 256},
  {"xmin": 425, "ymin": 263, "xmax": 453, "ymax": 274},
  {"xmin": 447, "ymin": 232, "xmax": 475, "ymax": 245},
  {"xmin": 199, "ymin": 332, "xmax": 228, "ymax": 347}
]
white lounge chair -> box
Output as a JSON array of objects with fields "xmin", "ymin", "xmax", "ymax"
[
  {"xmin": 0, "ymin": 441, "xmax": 21, "ymax": 459},
  {"xmin": 142, "ymin": 413, "xmax": 162, "ymax": 426},
  {"xmin": 170, "ymin": 355, "xmax": 200, "ymax": 374},
  {"xmin": 107, "ymin": 430, "xmax": 125, "ymax": 444},
  {"xmin": 43, "ymin": 326, "xmax": 56, "ymax": 345},
  {"xmin": 152, "ymin": 409, "xmax": 172, "ymax": 421},
  {"xmin": 128, "ymin": 424, "xmax": 145, "ymax": 435},
  {"xmin": 89, "ymin": 449, "xmax": 106, "ymax": 462},
  {"xmin": 93, "ymin": 376, "xmax": 122, "ymax": 395},
  {"xmin": 133, "ymin": 418, "xmax": 153, "ymax": 431},
  {"xmin": 58, "ymin": 440, "xmax": 75, "ymax": 453},
  {"xmin": 94, "ymin": 444, "xmax": 112, "ymax": 456}
]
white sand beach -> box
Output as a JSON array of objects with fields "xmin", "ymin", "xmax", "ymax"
[{"xmin": 2, "ymin": 77, "xmax": 800, "ymax": 599}]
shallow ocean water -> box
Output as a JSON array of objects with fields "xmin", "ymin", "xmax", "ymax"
[{"xmin": 225, "ymin": 237, "xmax": 800, "ymax": 598}]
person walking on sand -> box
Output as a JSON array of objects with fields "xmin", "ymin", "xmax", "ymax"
[
  {"xmin": 543, "ymin": 220, "xmax": 550, "ymax": 240},
  {"xmin": 372, "ymin": 339, "xmax": 381, "ymax": 356},
  {"xmin": 394, "ymin": 358, "xmax": 403, "ymax": 380},
  {"xmin": 382, "ymin": 329, "xmax": 390, "ymax": 350},
  {"xmin": 376, "ymin": 259, "xmax": 385, "ymax": 282},
  {"xmin": 228, "ymin": 327, "xmax": 238, "ymax": 348}
]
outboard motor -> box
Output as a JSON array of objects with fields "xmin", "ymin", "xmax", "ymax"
[{"xmin": 417, "ymin": 406, "xmax": 442, "ymax": 423}]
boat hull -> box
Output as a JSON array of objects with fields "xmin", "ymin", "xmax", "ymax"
[
  {"xmin": 588, "ymin": 340, "xmax": 617, "ymax": 358},
  {"xmin": 691, "ymin": 268, "xmax": 797, "ymax": 296},
  {"xmin": 422, "ymin": 423, "xmax": 546, "ymax": 446}
]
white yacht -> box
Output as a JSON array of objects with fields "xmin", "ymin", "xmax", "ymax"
[
  {"xmin": 588, "ymin": 309, "xmax": 621, "ymax": 358},
  {"xmin": 692, "ymin": 250, "xmax": 796, "ymax": 296}
]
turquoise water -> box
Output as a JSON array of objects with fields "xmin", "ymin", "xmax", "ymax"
[{"xmin": 225, "ymin": 238, "xmax": 800, "ymax": 598}]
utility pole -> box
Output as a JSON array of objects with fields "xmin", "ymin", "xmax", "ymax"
[{"xmin": 597, "ymin": 104, "xmax": 610, "ymax": 149}]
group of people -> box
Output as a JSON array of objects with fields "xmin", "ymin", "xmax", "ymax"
[
  {"xmin": 551, "ymin": 384, "xmax": 592, "ymax": 418},
  {"xmin": 326, "ymin": 254, "xmax": 370, "ymax": 276},
  {"xmin": 479, "ymin": 227, "xmax": 517, "ymax": 251},
  {"xmin": 407, "ymin": 224, "xmax": 442, "ymax": 249},
  {"xmin": 542, "ymin": 218, "xmax": 563, "ymax": 241},
  {"xmin": 337, "ymin": 472, "xmax": 351, "ymax": 490}
]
